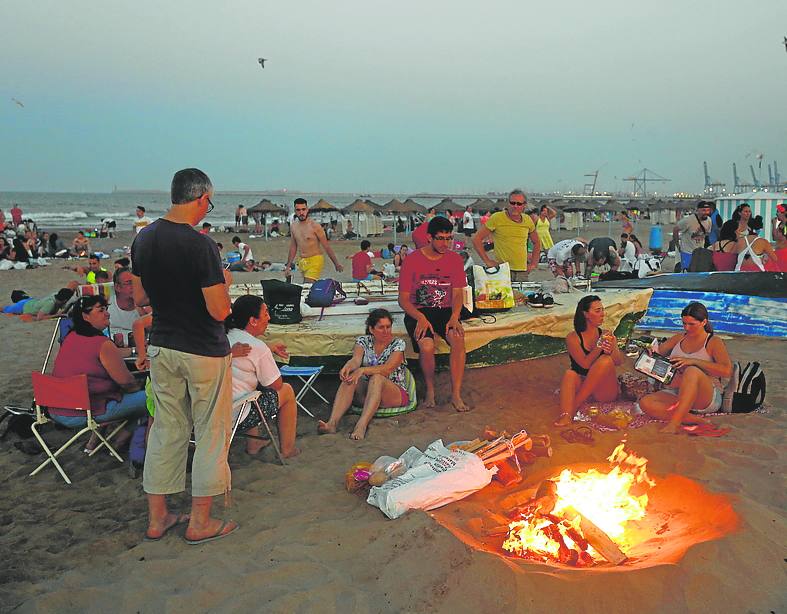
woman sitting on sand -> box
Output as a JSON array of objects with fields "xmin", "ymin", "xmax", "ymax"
[
  {"xmin": 639, "ymin": 302, "xmax": 732, "ymax": 434},
  {"xmin": 319, "ymin": 308, "xmax": 414, "ymax": 440},
  {"xmin": 555, "ymin": 295, "xmax": 623, "ymax": 427},
  {"xmin": 50, "ymin": 295, "xmax": 148, "ymax": 445},
  {"xmin": 225, "ymin": 295, "xmax": 300, "ymax": 458}
]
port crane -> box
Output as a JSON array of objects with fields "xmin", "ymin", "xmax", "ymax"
[
  {"xmin": 703, "ymin": 161, "xmax": 726, "ymax": 196},
  {"xmin": 622, "ymin": 168, "xmax": 670, "ymax": 197}
]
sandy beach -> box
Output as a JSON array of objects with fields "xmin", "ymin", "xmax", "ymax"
[{"xmin": 1, "ymin": 225, "xmax": 785, "ymax": 613}]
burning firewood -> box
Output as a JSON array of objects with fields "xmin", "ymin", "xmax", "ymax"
[{"xmin": 563, "ymin": 507, "xmax": 627, "ymax": 565}]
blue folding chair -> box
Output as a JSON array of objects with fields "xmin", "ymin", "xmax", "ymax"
[{"xmin": 279, "ymin": 365, "xmax": 327, "ymax": 418}]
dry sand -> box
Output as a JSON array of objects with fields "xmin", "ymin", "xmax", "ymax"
[{"xmin": 0, "ymin": 224, "xmax": 785, "ymax": 613}]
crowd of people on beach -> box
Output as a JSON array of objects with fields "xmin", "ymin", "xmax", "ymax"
[{"xmin": 3, "ymin": 168, "xmax": 785, "ymax": 546}]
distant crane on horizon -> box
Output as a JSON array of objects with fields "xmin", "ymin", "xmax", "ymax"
[{"xmin": 621, "ymin": 168, "xmax": 670, "ymax": 198}]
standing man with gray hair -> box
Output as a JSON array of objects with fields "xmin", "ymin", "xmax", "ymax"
[
  {"xmin": 472, "ymin": 189, "xmax": 541, "ymax": 281},
  {"xmin": 132, "ymin": 168, "xmax": 238, "ymax": 545}
]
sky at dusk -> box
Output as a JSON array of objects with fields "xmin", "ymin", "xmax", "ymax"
[{"xmin": 2, "ymin": 0, "xmax": 786, "ymax": 194}]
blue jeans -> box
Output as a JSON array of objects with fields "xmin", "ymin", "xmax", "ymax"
[
  {"xmin": 680, "ymin": 251, "xmax": 693, "ymax": 271},
  {"xmin": 51, "ymin": 390, "xmax": 148, "ymax": 428}
]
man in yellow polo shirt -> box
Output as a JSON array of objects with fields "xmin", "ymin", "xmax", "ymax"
[{"xmin": 472, "ymin": 189, "xmax": 541, "ymax": 281}]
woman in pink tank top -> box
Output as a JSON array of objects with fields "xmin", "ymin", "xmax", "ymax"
[
  {"xmin": 51, "ymin": 295, "xmax": 148, "ymax": 434},
  {"xmin": 710, "ymin": 221, "xmax": 739, "ymax": 271},
  {"xmin": 639, "ymin": 302, "xmax": 733, "ymax": 434}
]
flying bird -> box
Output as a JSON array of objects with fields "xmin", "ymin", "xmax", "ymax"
[
  {"xmin": 258, "ymin": 58, "xmax": 267, "ymax": 68},
  {"xmin": 783, "ymin": 36, "xmax": 787, "ymax": 53},
  {"xmin": 11, "ymin": 97, "xmax": 24, "ymax": 108}
]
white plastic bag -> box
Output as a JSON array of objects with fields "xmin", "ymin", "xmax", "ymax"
[
  {"xmin": 472, "ymin": 263, "xmax": 514, "ymax": 311},
  {"xmin": 366, "ymin": 440, "xmax": 495, "ymax": 519}
]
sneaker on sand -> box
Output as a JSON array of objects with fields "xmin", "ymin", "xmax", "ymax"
[
  {"xmin": 721, "ymin": 362, "xmax": 739, "ymax": 413},
  {"xmin": 528, "ymin": 292, "xmax": 544, "ymax": 308},
  {"xmin": 542, "ymin": 292, "xmax": 555, "ymax": 308}
]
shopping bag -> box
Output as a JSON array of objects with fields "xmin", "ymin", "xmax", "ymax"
[
  {"xmin": 472, "ymin": 263, "xmax": 514, "ymax": 312},
  {"xmin": 366, "ymin": 440, "xmax": 495, "ymax": 519}
]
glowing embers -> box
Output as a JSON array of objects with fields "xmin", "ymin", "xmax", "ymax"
[{"xmin": 503, "ymin": 443, "xmax": 655, "ymax": 566}]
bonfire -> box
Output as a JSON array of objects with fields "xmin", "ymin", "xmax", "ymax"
[{"xmin": 502, "ymin": 442, "xmax": 655, "ymax": 566}]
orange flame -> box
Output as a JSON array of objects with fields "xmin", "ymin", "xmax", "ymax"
[{"xmin": 503, "ymin": 442, "xmax": 655, "ymax": 563}]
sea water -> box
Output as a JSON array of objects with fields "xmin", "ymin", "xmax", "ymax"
[{"xmin": 0, "ymin": 191, "xmax": 453, "ymax": 231}]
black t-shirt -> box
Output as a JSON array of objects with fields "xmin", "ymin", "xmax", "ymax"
[
  {"xmin": 588, "ymin": 237, "xmax": 618, "ymax": 265},
  {"xmin": 131, "ymin": 219, "xmax": 230, "ymax": 357}
]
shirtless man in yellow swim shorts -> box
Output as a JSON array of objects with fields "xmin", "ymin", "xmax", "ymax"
[{"xmin": 286, "ymin": 198, "xmax": 343, "ymax": 282}]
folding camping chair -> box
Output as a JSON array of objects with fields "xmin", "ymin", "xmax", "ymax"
[
  {"xmin": 279, "ymin": 365, "xmax": 327, "ymax": 418},
  {"xmin": 29, "ymin": 371, "xmax": 127, "ymax": 485},
  {"xmin": 229, "ymin": 390, "xmax": 286, "ymax": 465}
]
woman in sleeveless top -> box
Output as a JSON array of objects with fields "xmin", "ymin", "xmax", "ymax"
[
  {"xmin": 639, "ymin": 302, "xmax": 732, "ymax": 434},
  {"xmin": 51, "ymin": 295, "xmax": 148, "ymax": 448},
  {"xmin": 555, "ymin": 295, "xmax": 623, "ymax": 426},
  {"xmin": 710, "ymin": 220, "xmax": 739, "ymax": 271},
  {"xmin": 536, "ymin": 205, "xmax": 557, "ymax": 251},
  {"xmin": 735, "ymin": 234, "xmax": 779, "ymax": 272}
]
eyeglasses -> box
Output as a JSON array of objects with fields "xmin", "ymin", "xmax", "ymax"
[
  {"xmin": 207, "ymin": 197, "xmax": 214, "ymax": 214},
  {"xmin": 508, "ymin": 201, "xmax": 526, "ymax": 207}
]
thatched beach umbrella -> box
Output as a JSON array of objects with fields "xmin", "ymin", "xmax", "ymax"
[
  {"xmin": 403, "ymin": 198, "xmax": 426, "ymax": 212},
  {"xmin": 248, "ymin": 198, "xmax": 285, "ymax": 214},
  {"xmin": 344, "ymin": 199, "xmax": 379, "ymax": 214},
  {"xmin": 385, "ymin": 199, "xmax": 425, "ymax": 238},
  {"xmin": 434, "ymin": 197, "xmax": 460, "ymax": 213},
  {"xmin": 469, "ymin": 198, "xmax": 496, "ymax": 213},
  {"xmin": 248, "ymin": 199, "xmax": 286, "ymax": 238},
  {"xmin": 343, "ymin": 199, "xmax": 382, "ymax": 239},
  {"xmin": 311, "ymin": 199, "xmax": 338, "ymax": 212}
]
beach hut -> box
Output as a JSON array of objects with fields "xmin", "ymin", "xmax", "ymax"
[
  {"xmin": 248, "ymin": 198, "xmax": 287, "ymax": 238},
  {"xmin": 716, "ymin": 192, "xmax": 786, "ymax": 240}
]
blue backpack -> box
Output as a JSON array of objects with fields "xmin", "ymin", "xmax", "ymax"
[{"xmin": 305, "ymin": 279, "xmax": 347, "ymax": 308}]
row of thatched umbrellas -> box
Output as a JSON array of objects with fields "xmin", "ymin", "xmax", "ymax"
[{"xmin": 248, "ymin": 196, "xmax": 698, "ymax": 217}]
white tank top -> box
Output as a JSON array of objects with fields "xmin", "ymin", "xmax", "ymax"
[
  {"xmin": 669, "ymin": 333, "xmax": 721, "ymax": 388},
  {"xmin": 735, "ymin": 236, "xmax": 765, "ymax": 271}
]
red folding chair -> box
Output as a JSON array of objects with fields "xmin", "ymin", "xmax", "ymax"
[{"xmin": 29, "ymin": 371, "xmax": 126, "ymax": 485}]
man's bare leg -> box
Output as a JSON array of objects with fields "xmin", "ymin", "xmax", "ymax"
[
  {"xmin": 417, "ymin": 337, "xmax": 436, "ymax": 408},
  {"xmin": 447, "ymin": 330, "xmax": 468, "ymax": 411},
  {"xmin": 145, "ymin": 494, "xmax": 188, "ymax": 539},
  {"xmin": 184, "ymin": 496, "xmax": 238, "ymax": 542}
]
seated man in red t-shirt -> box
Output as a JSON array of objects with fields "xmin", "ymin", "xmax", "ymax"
[
  {"xmin": 399, "ymin": 216, "xmax": 469, "ymax": 412},
  {"xmin": 352, "ymin": 239, "xmax": 383, "ymax": 281},
  {"xmin": 351, "ymin": 240, "xmax": 383, "ymax": 281}
]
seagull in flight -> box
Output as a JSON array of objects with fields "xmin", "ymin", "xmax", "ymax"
[
  {"xmin": 783, "ymin": 36, "xmax": 787, "ymax": 53},
  {"xmin": 258, "ymin": 58, "xmax": 267, "ymax": 68},
  {"xmin": 11, "ymin": 97, "xmax": 24, "ymax": 108}
]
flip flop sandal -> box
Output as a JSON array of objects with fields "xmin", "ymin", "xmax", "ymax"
[
  {"xmin": 184, "ymin": 520, "xmax": 239, "ymax": 545},
  {"xmin": 560, "ymin": 426, "xmax": 595, "ymax": 444},
  {"xmin": 683, "ymin": 423, "xmax": 730, "ymax": 438},
  {"xmin": 143, "ymin": 514, "xmax": 190, "ymax": 542}
]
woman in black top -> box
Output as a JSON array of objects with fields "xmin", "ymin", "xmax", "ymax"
[{"xmin": 555, "ymin": 295, "xmax": 623, "ymax": 426}]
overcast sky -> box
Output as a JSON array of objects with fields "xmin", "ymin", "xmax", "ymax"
[{"xmin": 2, "ymin": 0, "xmax": 786, "ymax": 194}]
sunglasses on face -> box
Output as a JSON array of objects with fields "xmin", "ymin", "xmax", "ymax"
[
  {"xmin": 207, "ymin": 198, "xmax": 214, "ymax": 213},
  {"xmin": 509, "ymin": 201, "xmax": 526, "ymax": 207}
]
